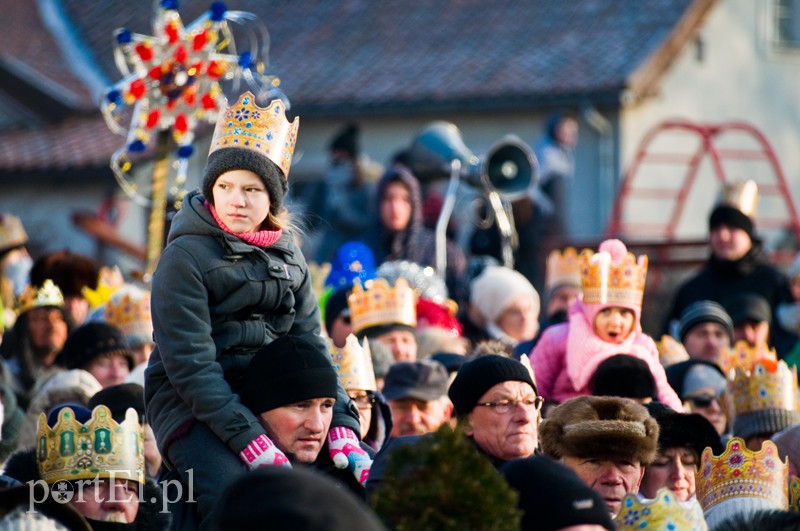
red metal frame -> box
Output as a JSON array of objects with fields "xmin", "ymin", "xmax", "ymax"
[{"xmin": 606, "ymin": 119, "xmax": 800, "ymax": 242}]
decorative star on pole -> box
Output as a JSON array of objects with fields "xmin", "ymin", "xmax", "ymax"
[{"xmin": 100, "ymin": 0, "xmax": 285, "ymax": 275}]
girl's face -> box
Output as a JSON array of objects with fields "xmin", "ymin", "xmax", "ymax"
[
  {"xmin": 212, "ymin": 169, "xmax": 270, "ymax": 233},
  {"xmin": 593, "ymin": 307, "xmax": 635, "ymax": 344}
]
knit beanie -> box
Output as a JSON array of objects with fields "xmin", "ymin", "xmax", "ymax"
[
  {"xmin": 448, "ymin": 355, "xmax": 536, "ymax": 418},
  {"xmin": 201, "ymin": 147, "xmax": 287, "ymax": 214},
  {"xmin": 732, "ymin": 409, "xmax": 800, "ymax": 442},
  {"xmin": 500, "ymin": 456, "xmax": 614, "ymax": 531},
  {"xmin": 679, "ymin": 300, "xmax": 734, "ymax": 343},
  {"xmin": 58, "ymin": 322, "xmax": 134, "ymax": 371},
  {"xmin": 241, "ymin": 336, "xmax": 339, "ymax": 414},
  {"xmin": 324, "ymin": 286, "xmax": 350, "ymax": 334},
  {"xmin": 88, "ymin": 383, "xmax": 145, "ymax": 423},
  {"xmin": 709, "ymin": 204, "xmax": 754, "ymax": 240},
  {"xmin": 329, "ymin": 123, "xmax": 359, "ymax": 158},
  {"xmin": 470, "ymin": 266, "xmax": 539, "ymax": 325},
  {"xmin": 588, "ymin": 354, "xmax": 657, "ymax": 401},
  {"xmin": 723, "ymin": 292, "xmax": 772, "ymax": 325},
  {"xmin": 665, "ymin": 359, "xmax": 726, "ymax": 399},
  {"xmin": 215, "ymin": 465, "xmax": 386, "ymax": 530}
]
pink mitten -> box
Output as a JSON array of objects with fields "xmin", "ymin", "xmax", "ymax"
[
  {"xmin": 239, "ymin": 434, "xmax": 291, "ymax": 470},
  {"xmin": 327, "ymin": 426, "xmax": 372, "ymax": 486}
]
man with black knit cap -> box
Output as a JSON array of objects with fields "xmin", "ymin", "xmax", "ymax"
[
  {"xmin": 240, "ymin": 335, "xmax": 373, "ymax": 497},
  {"xmin": 663, "ymin": 181, "xmax": 796, "ymax": 356}
]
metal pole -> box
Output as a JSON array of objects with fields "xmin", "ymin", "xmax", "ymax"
[
  {"xmin": 435, "ymin": 159, "xmax": 462, "ymax": 278},
  {"xmin": 146, "ymin": 130, "xmax": 171, "ymax": 278}
]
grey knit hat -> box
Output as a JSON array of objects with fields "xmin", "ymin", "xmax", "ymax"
[
  {"xmin": 678, "ymin": 300, "xmax": 733, "ymax": 343},
  {"xmin": 732, "ymin": 409, "xmax": 800, "ymax": 441}
]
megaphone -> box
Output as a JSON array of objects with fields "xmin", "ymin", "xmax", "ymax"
[
  {"xmin": 407, "ymin": 121, "xmax": 537, "ymax": 198},
  {"xmin": 407, "ymin": 121, "xmax": 538, "ymax": 271}
]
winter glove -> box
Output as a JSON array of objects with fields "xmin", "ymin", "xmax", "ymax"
[
  {"xmin": 239, "ymin": 434, "xmax": 291, "ymax": 470},
  {"xmin": 327, "ymin": 426, "xmax": 371, "ymax": 486}
]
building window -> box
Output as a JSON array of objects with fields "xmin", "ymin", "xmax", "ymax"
[{"xmin": 774, "ymin": 0, "xmax": 800, "ymax": 48}]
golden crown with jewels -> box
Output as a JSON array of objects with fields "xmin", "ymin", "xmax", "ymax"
[
  {"xmin": 545, "ymin": 247, "xmax": 582, "ymax": 292},
  {"xmin": 791, "ymin": 476, "xmax": 800, "ymax": 512},
  {"xmin": 36, "ymin": 405, "xmax": 144, "ymax": 485},
  {"xmin": 696, "ymin": 437, "xmax": 788, "ymax": 513},
  {"xmin": 208, "ymin": 91, "xmax": 299, "ymax": 178},
  {"xmin": 579, "ymin": 246, "xmax": 647, "ymax": 308},
  {"xmin": 330, "ymin": 334, "xmax": 376, "ymax": 392},
  {"xmin": 81, "ymin": 266, "xmax": 125, "ymax": 310},
  {"xmin": 348, "ymin": 278, "xmax": 417, "ymax": 335},
  {"xmin": 16, "ymin": 279, "xmax": 64, "ymax": 315},
  {"xmin": 721, "ymin": 340, "xmax": 777, "ymax": 376},
  {"xmin": 103, "ymin": 285, "xmax": 153, "ymax": 345},
  {"xmin": 614, "ymin": 488, "xmax": 708, "ymax": 531},
  {"xmin": 731, "ymin": 358, "xmax": 798, "ymax": 416}
]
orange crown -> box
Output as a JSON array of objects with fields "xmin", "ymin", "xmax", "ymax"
[
  {"xmin": 348, "ymin": 278, "xmax": 417, "ymax": 335},
  {"xmin": 696, "ymin": 438, "xmax": 788, "ymax": 513},
  {"xmin": 721, "ymin": 340, "xmax": 777, "ymax": 376},
  {"xmin": 208, "ymin": 92, "xmax": 299, "ymax": 178},
  {"xmin": 545, "ymin": 247, "xmax": 581, "ymax": 292},
  {"xmin": 330, "ymin": 334, "xmax": 376, "ymax": 392},
  {"xmin": 731, "ymin": 358, "xmax": 798, "ymax": 416},
  {"xmin": 579, "ymin": 242, "xmax": 647, "ymax": 308}
]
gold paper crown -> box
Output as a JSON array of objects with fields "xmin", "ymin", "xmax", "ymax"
[
  {"xmin": 545, "ymin": 247, "xmax": 582, "ymax": 292},
  {"xmin": 104, "ymin": 285, "xmax": 153, "ymax": 344},
  {"xmin": 36, "ymin": 405, "xmax": 144, "ymax": 485},
  {"xmin": 347, "ymin": 278, "xmax": 417, "ymax": 335},
  {"xmin": 721, "ymin": 340, "xmax": 777, "ymax": 376},
  {"xmin": 82, "ymin": 266, "xmax": 125, "ymax": 309},
  {"xmin": 718, "ymin": 179, "xmax": 758, "ymax": 218},
  {"xmin": 208, "ymin": 91, "xmax": 299, "ymax": 178},
  {"xmin": 696, "ymin": 437, "xmax": 788, "ymax": 513},
  {"xmin": 731, "ymin": 358, "xmax": 798, "ymax": 416},
  {"xmin": 330, "ymin": 334, "xmax": 376, "ymax": 392},
  {"xmin": 0, "ymin": 213, "xmax": 28, "ymax": 252},
  {"xmin": 615, "ymin": 488, "xmax": 708, "ymax": 531},
  {"xmin": 657, "ymin": 334, "xmax": 690, "ymax": 368},
  {"xmin": 579, "ymin": 247, "xmax": 648, "ymax": 308},
  {"xmin": 16, "ymin": 279, "xmax": 64, "ymax": 315},
  {"xmin": 791, "ymin": 476, "xmax": 800, "ymax": 512}
]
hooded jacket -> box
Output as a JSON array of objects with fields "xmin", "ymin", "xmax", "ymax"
[{"xmin": 145, "ymin": 191, "xmax": 358, "ymax": 457}]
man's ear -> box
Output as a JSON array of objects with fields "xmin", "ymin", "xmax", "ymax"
[
  {"xmin": 443, "ymin": 398, "xmax": 454, "ymax": 421},
  {"xmin": 461, "ymin": 413, "xmax": 474, "ymax": 437},
  {"xmin": 636, "ymin": 464, "xmax": 646, "ymax": 489}
]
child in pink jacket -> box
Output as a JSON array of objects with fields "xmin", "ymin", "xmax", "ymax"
[{"xmin": 530, "ymin": 239, "xmax": 682, "ymax": 410}]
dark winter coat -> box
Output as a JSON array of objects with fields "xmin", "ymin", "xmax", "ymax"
[{"xmin": 144, "ymin": 191, "xmax": 358, "ymax": 458}]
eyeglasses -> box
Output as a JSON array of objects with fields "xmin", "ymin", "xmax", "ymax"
[
  {"xmin": 686, "ymin": 395, "xmax": 718, "ymax": 408},
  {"xmin": 475, "ymin": 396, "xmax": 544, "ymax": 414},
  {"xmin": 350, "ymin": 393, "xmax": 375, "ymax": 411}
]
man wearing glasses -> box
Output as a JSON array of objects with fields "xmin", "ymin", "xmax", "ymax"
[{"xmin": 448, "ymin": 354, "xmax": 541, "ymax": 464}]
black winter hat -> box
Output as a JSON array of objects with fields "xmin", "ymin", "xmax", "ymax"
[
  {"xmin": 500, "ymin": 456, "xmax": 614, "ymax": 531},
  {"xmin": 329, "ymin": 123, "xmax": 359, "ymax": 158},
  {"xmin": 88, "ymin": 383, "xmax": 145, "ymax": 423},
  {"xmin": 58, "ymin": 322, "xmax": 134, "ymax": 371},
  {"xmin": 679, "ymin": 300, "xmax": 734, "ymax": 342},
  {"xmin": 241, "ymin": 336, "xmax": 339, "ymax": 414},
  {"xmin": 665, "ymin": 359, "xmax": 726, "ymax": 399},
  {"xmin": 645, "ymin": 402, "xmax": 723, "ymax": 457},
  {"xmin": 723, "ymin": 292, "xmax": 772, "ymax": 325},
  {"xmin": 201, "ymin": 147, "xmax": 288, "ymax": 214},
  {"xmin": 215, "ymin": 466, "xmax": 386, "ymax": 530},
  {"xmin": 588, "ymin": 354, "xmax": 657, "ymax": 401},
  {"xmin": 324, "ymin": 286, "xmax": 350, "ymax": 334},
  {"xmin": 709, "ymin": 204, "xmax": 754, "ymax": 240},
  {"xmin": 448, "ymin": 355, "xmax": 536, "ymax": 419}
]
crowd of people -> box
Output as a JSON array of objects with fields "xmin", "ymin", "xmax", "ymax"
[{"xmin": 0, "ymin": 91, "xmax": 799, "ymax": 530}]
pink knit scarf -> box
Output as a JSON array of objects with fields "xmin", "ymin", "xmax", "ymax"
[{"xmin": 206, "ymin": 201, "xmax": 282, "ymax": 248}]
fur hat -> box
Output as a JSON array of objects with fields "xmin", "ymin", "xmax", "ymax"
[
  {"xmin": 202, "ymin": 147, "xmax": 287, "ymax": 214},
  {"xmin": 448, "ymin": 354, "xmax": 536, "ymax": 419},
  {"xmin": 29, "ymin": 250, "xmax": 99, "ymax": 298},
  {"xmin": 58, "ymin": 322, "xmax": 134, "ymax": 371},
  {"xmin": 469, "ymin": 266, "xmax": 539, "ymax": 325},
  {"xmin": 539, "ymin": 396, "xmax": 660, "ymax": 465},
  {"xmin": 241, "ymin": 336, "xmax": 339, "ymax": 414}
]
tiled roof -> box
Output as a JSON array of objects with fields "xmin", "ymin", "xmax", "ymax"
[{"xmin": 61, "ymin": 0, "xmax": 702, "ymax": 112}]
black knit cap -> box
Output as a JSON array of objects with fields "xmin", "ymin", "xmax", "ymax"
[
  {"xmin": 201, "ymin": 147, "xmax": 288, "ymax": 214},
  {"xmin": 324, "ymin": 286, "xmax": 350, "ymax": 334},
  {"xmin": 58, "ymin": 322, "xmax": 134, "ymax": 371},
  {"xmin": 588, "ymin": 354, "xmax": 657, "ymax": 401},
  {"xmin": 88, "ymin": 383, "xmax": 145, "ymax": 423},
  {"xmin": 723, "ymin": 292, "xmax": 772, "ymax": 325},
  {"xmin": 448, "ymin": 355, "xmax": 536, "ymax": 419},
  {"xmin": 241, "ymin": 335, "xmax": 339, "ymax": 414},
  {"xmin": 500, "ymin": 456, "xmax": 614, "ymax": 531},
  {"xmin": 329, "ymin": 123, "xmax": 359, "ymax": 158},
  {"xmin": 645, "ymin": 402, "xmax": 723, "ymax": 457},
  {"xmin": 709, "ymin": 204, "xmax": 754, "ymax": 240}
]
